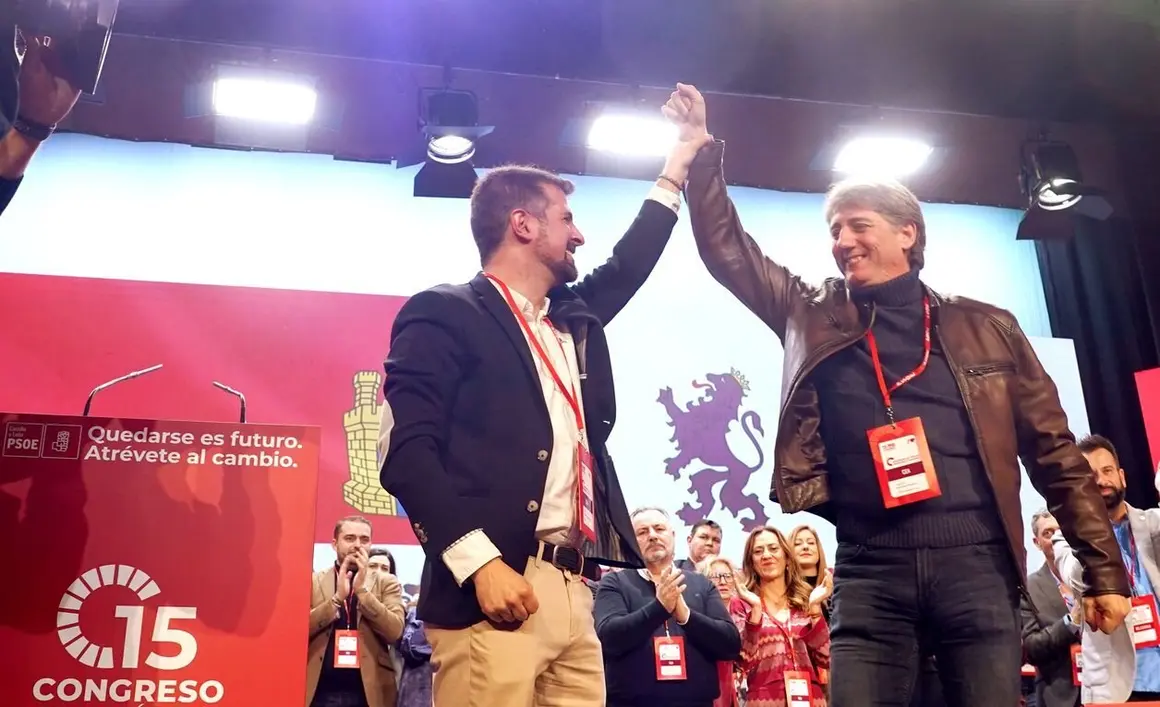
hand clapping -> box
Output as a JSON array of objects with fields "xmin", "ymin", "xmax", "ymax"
[
  {"xmin": 654, "ymin": 566, "xmax": 686, "ymax": 613},
  {"xmin": 808, "ymin": 568, "xmax": 833, "ymax": 610},
  {"xmin": 735, "ymin": 581, "xmax": 762, "ymax": 609}
]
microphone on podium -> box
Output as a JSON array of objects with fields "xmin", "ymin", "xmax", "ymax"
[
  {"xmin": 82, "ymin": 364, "xmax": 163, "ymax": 416},
  {"xmin": 212, "ymin": 381, "xmax": 247, "ymax": 423}
]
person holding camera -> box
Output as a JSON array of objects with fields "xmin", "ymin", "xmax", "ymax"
[{"xmin": 1, "ymin": 32, "xmax": 81, "ymax": 215}]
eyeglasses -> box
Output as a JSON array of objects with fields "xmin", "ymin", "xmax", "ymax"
[{"xmin": 709, "ymin": 572, "xmax": 733, "ymax": 582}]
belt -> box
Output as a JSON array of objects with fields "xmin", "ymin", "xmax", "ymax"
[{"xmin": 538, "ymin": 541, "xmax": 599, "ymax": 582}]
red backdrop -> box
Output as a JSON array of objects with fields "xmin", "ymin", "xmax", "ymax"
[
  {"xmin": 1137, "ymin": 367, "xmax": 1160, "ymax": 482},
  {"xmin": 0, "ymin": 414, "xmax": 319, "ymax": 705},
  {"xmin": 0, "ymin": 273, "xmax": 413, "ymax": 545}
]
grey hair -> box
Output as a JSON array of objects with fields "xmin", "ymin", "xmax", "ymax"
[
  {"xmin": 1030, "ymin": 508, "xmax": 1054, "ymax": 537},
  {"xmin": 823, "ymin": 177, "xmax": 927, "ymax": 269},
  {"xmin": 630, "ymin": 506, "xmax": 671, "ymax": 521}
]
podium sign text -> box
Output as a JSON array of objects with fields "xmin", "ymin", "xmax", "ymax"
[{"xmin": 0, "ymin": 413, "xmax": 320, "ymax": 705}]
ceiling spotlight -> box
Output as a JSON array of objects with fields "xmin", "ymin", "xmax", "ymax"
[
  {"xmin": 420, "ymin": 89, "xmax": 494, "ymax": 164},
  {"xmin": 428, "ymin": 135, "xmax": 476, "ymax": 164},
  {"xmin": 1016, "ymin": 140, "xmax": 1113, "ymax": 240},
  {"xmin": 586, "ymin": 112, "xmax": 678, "ymax": 157},
  {"xmin": 833, "ymin": 137, "xmax": 933, "ymax": 177},
  {"xmin": 414, "ymin": 88, "xmax": 494, "ymax": 198},
  {"xmin": 212, "ymin": 76, "xmax": 318, "ymax": 125}
]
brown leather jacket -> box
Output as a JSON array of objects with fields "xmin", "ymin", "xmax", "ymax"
[{"xmin": 684, "ymin": 139, "xmax": 1129, "ymax": 595}]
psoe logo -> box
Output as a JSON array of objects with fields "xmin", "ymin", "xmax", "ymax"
[
  {"xmin": 658, "ymin": 368, "xmax": 769, "ymax": 531},
  {"xmin": 32, "ymin": 564, "xmax": 223, "ymax": 704}
]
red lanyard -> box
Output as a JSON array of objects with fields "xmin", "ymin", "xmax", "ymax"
[
  {"xmin": 761, "ymin": 598, "xmax": 799, "ymax": 672},
  {"xmin": 334, "ymin": 570, "xmax": 358, "ymax": 629},
  {"xmin": 865, "ymin": 296, "xmax": 932, "ymax": 425},
  {"xmin": 485, "ymin": 273, "xmax": 584, "ymax": 432}
]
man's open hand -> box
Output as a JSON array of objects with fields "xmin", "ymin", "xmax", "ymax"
[
  {"xmin": 473, "ymin": 558, "xmax": 539, "ymax": 624},
  {"xmin": 1084, "ymin": 594, "xmax": 1131, "ymax": 634}
]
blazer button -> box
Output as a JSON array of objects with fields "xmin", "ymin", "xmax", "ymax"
[
  {"xmin": 527, "ymin": 500, "xmax": 540, "ymax": 513},
  {"xmin": 536, "ymin": 449, "xmax": 549, "ymax": 461}
]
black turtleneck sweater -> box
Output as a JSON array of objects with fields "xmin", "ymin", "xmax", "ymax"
[{"xmin": 809, "ymin": 268, "xmax": 1006, "ymax": 548}]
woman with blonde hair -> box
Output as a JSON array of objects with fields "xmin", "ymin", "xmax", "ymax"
[
  {"xmin": 731, "ymin": 526, "xmax": 829, "ymax": 707},
  {"xmin": 698, "ymin": 554, "xmax": 744, "ymax": 707},
  {"xmin": 789, "ymin": 525, "xmax": 833, "ymax": 625}
]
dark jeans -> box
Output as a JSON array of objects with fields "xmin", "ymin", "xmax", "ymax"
[
  {"xmin": 829, "ymin": 542, "xmax": 1022, "ymax": 707},
  {"xmin": 309, "ymin": 690, "xmax": 369, "ymax": 707}
]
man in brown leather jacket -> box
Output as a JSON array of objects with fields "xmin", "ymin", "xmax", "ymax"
[{"xmin": 662, "ymin": 83, "xmax": 1130, "ymax": 707}]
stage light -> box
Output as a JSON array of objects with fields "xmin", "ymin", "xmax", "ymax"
[
  {"xmin": 833, "ymin": 137, "xmax": 933, "ymax": 177},
  {"xmin": 1015, "ymin": 140, "xmax": 1113, "ymax": 240},
  {"xmin": 212, "ymin": 77, "xmax": 317, "ymax": 125},
  {"xmin": 586, "ymin": 112, "xmax": 678, "ymax": 157},
  {"xmin": 427, "ymin": 135, "xmax": 475, "ymax": 164},
  {"xmin": 414, "ymin": 88, "xmax": 493, "ymax": 199}
]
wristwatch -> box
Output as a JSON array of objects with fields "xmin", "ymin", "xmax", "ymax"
[
  {"xmin": 13, "ymin": 115, "xmax": 56, "ymax": 142},
  {"xmin": 1063, "ymin": 613, "xmax": 1081, "ymax": 635}
]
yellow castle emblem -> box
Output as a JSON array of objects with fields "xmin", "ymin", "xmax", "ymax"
[{"xmin": 342, "ymin": 371, "xmax": 399, "ymax": 516}]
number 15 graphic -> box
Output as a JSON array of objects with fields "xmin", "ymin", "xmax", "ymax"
[{"xmin": 113, "ymin": 606, "xmax": 199, "ymax": 670}]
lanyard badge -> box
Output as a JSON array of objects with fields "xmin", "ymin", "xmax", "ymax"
[
  {"xmin": 653, "ymin": 622, "xmax": 687, "ymax": 681},
  {"xmin": 865, "ymin": 297, "xmax": 942, "ymax": 508}
]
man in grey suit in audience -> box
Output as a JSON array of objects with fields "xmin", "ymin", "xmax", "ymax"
[{"xmin": 1022, "ymin": 509, "xmax": 1081, "ymax": 707}]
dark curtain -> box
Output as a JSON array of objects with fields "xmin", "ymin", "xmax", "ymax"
[
  {"xmin": 0, "ymin": 24, "xmax": 17, "ymax": 141},
  {"xmin": 1035, "ymin": 123, "xmax": 1160, "ymax": 508}
]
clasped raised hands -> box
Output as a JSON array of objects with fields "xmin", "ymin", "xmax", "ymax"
[{"xmin": 661, "ymin": 83, "xmax": 710, "ymax": 145}]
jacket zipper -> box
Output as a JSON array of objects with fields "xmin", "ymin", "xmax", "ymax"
[
  {"xmin": 937, "ymin": 324, "xmax": 1039, "ymax": 619},
  {"xmin": 965, "ymin": 362, "xmax": 1016, "ymax": 377}
]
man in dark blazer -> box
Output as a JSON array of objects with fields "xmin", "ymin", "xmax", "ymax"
[
  {"xmin": 379, "ymin": 133, "xmax": 711, "ymax": 706},
  {"xmin": 1021, "ymin": 509, "xmax": 1081, "ymax": 707}
]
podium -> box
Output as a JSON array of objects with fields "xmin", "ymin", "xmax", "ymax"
[{"xmin": 0, "ymin": 412, "xmax": 320, "ymax": 706}]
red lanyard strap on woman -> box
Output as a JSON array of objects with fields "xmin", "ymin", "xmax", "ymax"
[
  {"xmin": 485, "ymin": 273, "xmax": 584, "ymax": 432},
  {"xmin": 865, "ymin": 296, "xmax": 932, "ymax": 425}
]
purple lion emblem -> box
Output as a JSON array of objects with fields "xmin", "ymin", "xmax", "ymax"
[{"xmin": 658, "ymin": 369, "xmax": 770, "ymax": 531}]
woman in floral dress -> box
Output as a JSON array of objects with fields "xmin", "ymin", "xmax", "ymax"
[{"xmin": 731, "ymin": 526, "xmax": 830, "ymax": 707}]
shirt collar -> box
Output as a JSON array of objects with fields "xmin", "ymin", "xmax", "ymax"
[
  {"xmin": 638, "ymin": 563, "xmax": 676, "ymax": 583},
  {"xmin": 489, "ymin": 278, "xmax": 550, "ymax": 322}
]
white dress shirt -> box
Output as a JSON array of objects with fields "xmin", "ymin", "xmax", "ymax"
[{"xmin": 441, "ymin": 187, "xmax": 681, "ymax": 585}]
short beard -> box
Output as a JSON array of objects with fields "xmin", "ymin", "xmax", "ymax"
[
  {"xmin": 550, "ymin": 258, "xmax": 578, "ymax": 285},
  {"xmin": 646, "ymin": 547, "xmax": 671, "ymax": 564},
  {"xmin": 1102, "ymin": 486, "xmax": 1125, "ymax": 510}
]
